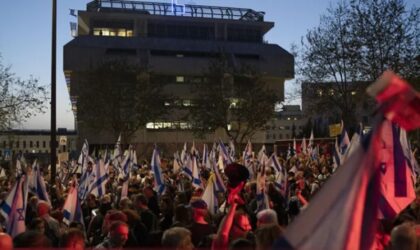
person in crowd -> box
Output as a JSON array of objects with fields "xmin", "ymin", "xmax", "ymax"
[
  {"xmin": 256, "ymin": 209, "xmax": 278, "ymax": 228},
  {"xmin": 390, "ymin": 222, "xmax": 417, "ymax": 250},
  {"xmin": 37, "ymin": 200, "xmax": 61, "ymax": 246},
  {"xmin": 161, "ymin": 227, "xmax": 194, "ymax": 250},
  {"xmin": 95, "ymin": 221, "xmax": 129, "ymax": 250},
  {"xmin": 188, "ymin": 199, "xmax": 216, "ymax": 247},
  {"xmin": 133, "ymin": 193, "xmax": 158, "ymax": 232},
  {"xmin": 13, "ymin": 230, "xmax": 51, "ymax": 248},
  {"xmin": 255, "ymin": 224, "xmax": 283, "ymax": 250},
  {"xmin": 28, "ymin": 217, "xmax": 46, "ymax": 235},
  {"xmin": 0, "ymin": 232, "xmax": 13, "ymax": 250},
  {"xmin": 88, "ymin": 194, "xmax": 113, "ymax": 246},
  {"xmin": 59, "ymin": 228, "xmax": 85, "ymax": 250}
]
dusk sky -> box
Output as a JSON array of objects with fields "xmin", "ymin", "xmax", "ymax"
[{"xmin": 0, "ymin": 0, "xmax": 418, "ymax": 130}]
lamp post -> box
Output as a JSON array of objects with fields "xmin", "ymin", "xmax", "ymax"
[{"xmin": 50, "ymin": 0, "xmax": 57, "ymax": 182}]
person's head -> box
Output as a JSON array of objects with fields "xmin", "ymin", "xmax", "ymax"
[
  {"xmin": 29, "ymin": 217, "xmax": 46, "ymax": 234},
  {"xmin": 174, "ymin": 204, "xmax": 191, "ymax": 225},
  {"xmin": 102, "ymin": 210, "xmax": 128, "ymax": 235},
  {"xmin": 29, "ymin": 196, "xmax": 39, "ymax": 209},
  {"xmin": 119, "ymin": 197, "xmax": 132, "ymax": 210},
  {"xmin": 191, "ymin": 199, "xmax": 208, "ymax": 221},
  {"xmin": 160, "ymin": 195, "xmax": 173, "ymax": 214},
  {"xmin": 13, "ymin": 230, "xmax": 51, "ymax": 248},
  {"xmin": 59, "ymin": 228, "xmax": 85, "ymax": 250},
  {"xmin": 230, "ymin": 209, "xmax": 252, "ymax": 241},
  {"xmin": 108, "ymin": 221, "xmax": 129, "ymax": 247},
  {"xmin": 229, "ymin": 238, "xmax": 254, "ymax": 250},
  {"xmin": 255, "ymin": 224, "xmax": 284, "ymax": 250},
  {"xmin": 0, "ymin": 232, "xmax": 13, "ymax": 250},
  {"xmin": 134, "ymin": 194, "xmax": 148, "ymax": 209},
  {"xmin": 256, "ymin": 209, "xmax": 278, "ymax": 228},
  {"xmin": 37, "ymin": 200, "xmax": 51, "ymax": 217},
  {"xmin": 391, "ymin": 223, "xmax": 416, "ymax": 250},
  {"xmin": 122, "ymin": 209, "xmax": 140, "ymax": 228},
  {"xmin": 162, "ymin": 227, "xmax": 194, "ymax": 250},
  {"xmin": 143, "ymin": 186, "xmax": 154, "ymax": 198},
  {"xmin": 86, "ymin": 193, "xmax": 97, "ymax": 208},
  {"xmin": 99, "ymin": 194, "xmax": 112, "ymax": 215}
]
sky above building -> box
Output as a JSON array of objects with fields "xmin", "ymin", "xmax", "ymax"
[{"xmin": 0, "ymin": 0, "xmax": 418, "ymax": 130}]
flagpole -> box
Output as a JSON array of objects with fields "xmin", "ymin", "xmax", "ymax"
[{"xmin": 50, "ymin": 0, "xmax": 57, "ymax": 183}]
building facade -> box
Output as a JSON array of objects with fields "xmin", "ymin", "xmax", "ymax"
[
  {"xmin": 0, "ymin": 129, "xmax": 78, "ymax": 165},
  {"xmin": 265, "ymin": 105, "xmax": 306, "ymax": 143},
  {"xmin": 64, "ymin": 0, "xmax": 294, "ymax": 149}
]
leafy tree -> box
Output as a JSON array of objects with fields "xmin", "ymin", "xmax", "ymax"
[
  {"xmin": 190, "ymin": 54, "xmax": 277, "ymax": 145},
  {"xmin": 76, "ymin": 60, "xmax": 168, "ymax": 143},
  {"xmin": 0, "ymin": 55, "xmax": 48, "ymax": 129},
  {"xmin": 297, "ymin": 0, "xmax": 419, "ymax": 129}
]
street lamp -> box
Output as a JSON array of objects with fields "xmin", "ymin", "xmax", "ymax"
[{"xmin": 50, "ymin": 0, "xmax": 57, "ymax": 182}]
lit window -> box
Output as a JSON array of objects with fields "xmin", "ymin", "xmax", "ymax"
[
  {"xmin": 227, "ymin": 124, "xmax": 232, "ymax": 131},
  {"xmin": 164, "ymin": 101, "xmax": 171, "ymax": 106},
  {"xmin": 176, "ymin": 76, "xmax": 185, "ymax": 83},
  {"xmin": 329, "ymin": 89, "xmax": 334, "ymax": 96},
  {"xmin": 351, "ymin": 91, "xmax": 357, "ymax": 95},
  {"xmin": 287, "ymin": 117, "xmax": 291, "ymax": 120},
  {"xmin": 318, "ymin": 90, "xmax": 323, "ymax": 96},
  {"xmin": 294, "ymin": 117, "xmax": 297, "ymax": 121},
  {"xmin": 183, "ymin": 100, "xmax": 192, "ymax": 106},
  {"xmin": 176, "ymin": 54, "xmax": 184, "ymax": 58},
  {"xmin": 229, "ymin": 98, "xmax": 239, "ymax": 108}
]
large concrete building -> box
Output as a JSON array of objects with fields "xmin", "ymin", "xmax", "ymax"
[{"xmin": 64, "ymin": 0, "xmax": 294, "ymax": 150}]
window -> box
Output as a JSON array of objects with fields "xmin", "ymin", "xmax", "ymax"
[
  {"xmin": 351, "ymin": 91, "xmax": 357, "ymax": 96},
  {"xmin": 3, "ymin": 141, "xmax": 5, "ymax": 147},
  {"xmin": 36, "ymin": 141, "xmax": 40, "ymax": 148},
  {"xmin": 93, "ymin": 28, "xmax": 133, "ymax": 37},
  {"xmin": 16, "ymin": 141, "xmax": 19, "ymax": 148},
  {"xmin": 272, "ymin": 134, "xmax": 276, "ymax": 139},
  {"xmin": 43, "ymin": 141, "xmax": 46, "ymax": 148},
  {"xmin": 285, "ymin": 126, "xmax": 290, "ymax": 130},
  {"xmin": 23, "ymin": 141, "xmax": 26, "ymax": 148},
  {"xmin": 30, "ymin": 141, "xmax": 33, "ymax": 147},
  {"xmin": 279, "ymin": 134, "xmax": 283, "ymax": 139},
  {"xmin": 176, "ymin": 76, "xmax": 185, "ymax": 83},
  {"xmin": 266, "ymin": 134, "xmax": 270, "ymax": 140}
]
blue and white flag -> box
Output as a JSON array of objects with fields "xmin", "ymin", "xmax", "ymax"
[
  {"xmin": 89, "ymin": 160, "xmax": 109, "ymax": 198},
  {"xmin": 269, "ymin": 153, "xmax": 282, "ymax": 173},
  {"xmin": 173, "ymin": 152, "xmax": 182, "ymax": 173},
  {"xmin": 218, "ymin": 139, "xmax": 232, "ymax": 165},
  {"xmin": 180, "ymin": 142, "xmax": 188, "ymax": 163},
  {"xmin": 212, "ymin": 161, "xmax": 226, "ymax": 193},
  {"xmin": 339, "ymin": 121, "xmax": 350, "ymax": 155},
  {"xmin": 151, "ymin": 147, "xmax": 166, "ymax": 195},
  {"xmin": 191, "ymin": 155, "xmax": 202, "ymax": 189},
  {"xmin": 182, "ymin": 154, "xmax": 193, "ymax": 179},
  {"xmin": 307, "ymin": 129, "xmax": 314, "ymax": 155},
  {"xmin": 112, "ymin": 134, "xmax": 122, "ymax": 167},
  {"xmin": 201, "ymin": 174, "xmax": 219, "ymax": 214},
  {"xmin": 229, "ymin": 139, "xmax": 236, "ymax": 162},
  {"xmin": 400, "ymin": 128, "xmax": 419, "ymax": 180},
  {"xmin": 242, "ymin": 140, "xmax": 254, "ymax": 179},
  {"xmin": 202, "ymin": 144, "xmax": 211, "ymax": 170},
  {"xmin": 30, "ymin": 161, "xmax": 51, "ymax": 205},
  {"xmin": 378, "ymin": 122, "xmax": 416, "ymax": 219},
  {"xmin": 301, "ymin": 137, "xmax": 307, "ymax": 155},
  {"xmin": 0, "ymin": 175, "xmax": 28, "ymax": 237},
  {"xmin": 63, "ymin": 177, "xmax": 84, "ymax": 226}
]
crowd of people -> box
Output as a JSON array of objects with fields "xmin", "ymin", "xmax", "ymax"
[{"xmin": 0, "ymin": 142, "xmax": 419, "ymax": 250}]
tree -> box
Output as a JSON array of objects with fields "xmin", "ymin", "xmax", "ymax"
[
  {"xmin": 297, "ymin": 0, "xmax": 419, "ymax": 129},
  {"xmin": 0, "ymin": 55, "xmax": 48, "ymax": 129},
  {"xmin": 76, "ymin": 60, "xmax": 168, "ymax": 143},
  {"xmin": 190, "ymin": 54, "xmax": 277, "ymax": 145}
]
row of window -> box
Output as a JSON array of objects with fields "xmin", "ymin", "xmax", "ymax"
[
  {"xmin": 146, "ymin": 122, "xmax": 193, "ymax": 130},
  {"xmin": 0, "ymin": 148, "xmax": 67, "ymax": 156},
  {"xmin": 2, "ymin": 140, "xmax": 66, "ymax": 149},
  {"xmin": 266, "ymin": 133, "xmax": 293, "ymax": 140},
  {"xmin": 266, "ymin": 125, "xmax": 303, "ymax": 130},
  {"xmin": 91, "ymin": 23, "xmax": 263, "ymax": 42}
]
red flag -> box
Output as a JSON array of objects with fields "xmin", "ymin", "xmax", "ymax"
[{"xmin": 367, "ymin": 71, "xmax": 420, "ymax": 131}]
